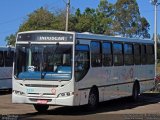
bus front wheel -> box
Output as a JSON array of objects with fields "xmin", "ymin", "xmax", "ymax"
[
  {"xmin": 34, "ymin": 104, "xmax": 49, "ymax": 113},
  {"xmin": 88, "ymin": 88, "xmax": 99, "ymax": 111}
]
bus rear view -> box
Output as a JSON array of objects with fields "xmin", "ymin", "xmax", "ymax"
[{"xmin": 12, "ymin": 31, "xmax": 75, "ymax": 112}]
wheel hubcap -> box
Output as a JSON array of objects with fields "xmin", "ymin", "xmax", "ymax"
[{"xmin": 90, "ymin": 94, "xmax": 96, "ymax": 106}]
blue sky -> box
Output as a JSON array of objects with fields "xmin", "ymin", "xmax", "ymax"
[{"xmin": 0, "ymin": 0, "xmax": 159, "ymax": 46}]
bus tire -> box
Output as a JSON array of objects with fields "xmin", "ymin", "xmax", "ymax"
[
  {"xmin": 87, "ymin": 88, "xmax": 99, "ymax": 111},
  {"xmin": 132, "ymin": 82, "xmax": 140, "ymax": 102},
  {"xmin": 34, "ymin": 104, "xmax": 49, "ymax": 113}
]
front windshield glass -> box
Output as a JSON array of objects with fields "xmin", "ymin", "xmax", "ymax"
[{"xmin": 15, "ymin": 44, "xmax": 72, "ymax": 81}]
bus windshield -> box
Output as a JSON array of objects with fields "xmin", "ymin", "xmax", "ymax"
[{"xmin": 14, "ymin": 44, "xmax": 72, "ymax": 81}]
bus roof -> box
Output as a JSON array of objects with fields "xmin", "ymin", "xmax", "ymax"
[
  {"xmin": 17, "ymin": 30, "xmax": 153, "ymax": 44},
  {"xmin": 17, "ymin": 30, "xmax": 75, "ymax": 35},
  {"xmin": 76, "ymin": 32, "xmax": 153, "ymax": 44}
]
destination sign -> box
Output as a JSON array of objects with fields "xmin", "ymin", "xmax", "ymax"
[{"xmin": 17, "ymin": 32, "xmax": 74, "ymax": 42}]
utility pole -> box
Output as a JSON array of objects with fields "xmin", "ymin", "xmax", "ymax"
[
  {"xmin": 151, "ymin": 0, "xmax": 159, "ymax": 77},
  {"xmin": 154, "ymin": 1, "xmax": 158, "ymax": 77},
  {"xmin": 65, "ymin": 0, "xmax": 70, "ymax": 31}
]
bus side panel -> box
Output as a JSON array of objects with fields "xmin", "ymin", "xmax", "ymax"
[
  {"xmin": 77, "ymin": 64, "xmax": 155, "ymax": 103},
  {"xmin": 104, "ymin": 86, "xmax": 120, "ymax": 101},
  {"xmin": 0, "ymin": 79, "xmax": 12, "ymax": 89},
  {"xmin": 138, "ymin": 65, "xmax": 155, "ymax": 93},
  {"xmin": 115, "ymin": 66, "xmax": 134, "ymax": 97},
  {"xmin": 79, "ymin": 89, "xmax": 90, "ymax": 105},
  {"xmin": 78, "ymin": 67, "xmax": 120, "ymax": 103},
  {"xmin": 0, "ymin": 67, "xmax": 12, "ymax": 89}
]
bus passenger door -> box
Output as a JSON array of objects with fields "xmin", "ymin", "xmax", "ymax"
[{"xmin": 74, "ymin": 44, "xmax": 90, "ymax": 105}]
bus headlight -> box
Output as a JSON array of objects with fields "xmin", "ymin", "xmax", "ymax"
[
  {"xmin": 58, "ymin": 92, "xmax": 73, "ymax": 97},
  {"xmin": 13, "ymin": 90, "xmax": 25, "ymax": 96}
]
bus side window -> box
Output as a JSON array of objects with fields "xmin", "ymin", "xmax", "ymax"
[
  {"xmin": 124, "ymin": 43, "xmax": 133, "ymax": 65},
  {"xmin": 134, "ymin": 44, "xmax": 141, "ymax": 65},
  {"xmin": 102, "ymin": 42, "xmax": 112, "ymax": 66},
  {"xmin": 4, "ymin": 51, "xmax": 14, "ymax": 67},
  {"xmin": 113, "ymin": 43, "xmax": 123, "ymax": 66},
  {"xmin": 146, "ymin": 45, "xmax": 154, "ymax": 64},
  {"xmin": 91, "ymin": 41, "xmax": 102, "ymax": 67},
  {"xmin": 0, "ymin": 51, "xmax": 4, "ymax": 67},
  {"xmin": 141, "ymin": 44, "xmax": 146, "ymax": 64}
]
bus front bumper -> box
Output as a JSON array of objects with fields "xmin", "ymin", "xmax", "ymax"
[{"xmin": 12, "ymin": 93, "xmax": 75, "ymax": 106}]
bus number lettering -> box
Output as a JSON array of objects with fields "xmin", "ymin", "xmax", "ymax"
[{"xmin": 26, "ymin": 88, "xmax": 34, "ymax": 93}]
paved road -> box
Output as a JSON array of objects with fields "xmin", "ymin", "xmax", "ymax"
[{"xmin": 1, "ymin": 91, "xmax": 160, "ymax": 120}]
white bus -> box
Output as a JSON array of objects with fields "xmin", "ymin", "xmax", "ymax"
[
  {"xmin": 12, "ymin": 30, "xmax": 155, "ymax": 112},
  {"xmin": 0, "ymin": 46, "xmax": 14, "ymax": 90}
]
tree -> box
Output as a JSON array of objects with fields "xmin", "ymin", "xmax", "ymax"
[
  {"xmin": 5, "ymin": 7, "xmax": 79, "ymax": 46},
  {"xmin": 113, "ymin": 0, "xmax": 141, "ymax": 37},
  {"xmin": 5, "ymin": 0, "xmax": 151, "ymax": 46},
  {"xmin": 74, "ymin": 8, "xmax": 96, "ymax": 32},
  {"xmin": 95, "ymin": 0, "xmax": 114, "ymax": 35},
  {"xmin": 5, "ymin": 7, "xmax": 56, "ymax": 45},
  {"xmin": 5, "ymin": 34, "xmax": 16, "ymax": 46},
  {"xmin": 19, "ymin": 7, "xmax": 55, "ymax": 32},
  {"xmin": 139, "ymin": 17, "xmax": 150, "ymax": 38},
  {"xmin": 74, "ymin": 0, "xmax": 114, "ymax": 34}
]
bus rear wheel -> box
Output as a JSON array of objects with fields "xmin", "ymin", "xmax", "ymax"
[
  {"xmin": 132, "ymin": 82, "xmax": 140, "ymax": 102},
  {"xmin": 88, "ymin": 89, "xmax": 99, "ymax": 111},
  {"xmin": 34, "ymin": 104, "xmax": 49, "ymax": 113}
]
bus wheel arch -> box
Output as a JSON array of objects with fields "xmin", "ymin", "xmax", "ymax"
[
  {"xmin": 132, "ymin": 80, "xmax": 140, "ymax": 101},
  {"xmin": 87, "ymin": 86, "xmax": 99, "ymax": 110}
]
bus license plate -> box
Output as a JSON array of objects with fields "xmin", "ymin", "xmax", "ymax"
[{"xmin": 37, "ymin": 100, "xmax": 48, "ymax": 104}]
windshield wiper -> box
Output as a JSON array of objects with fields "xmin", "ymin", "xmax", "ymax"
[{"xmin": 52, "ymin": 43, "xmax": 59, "ymax": 59}]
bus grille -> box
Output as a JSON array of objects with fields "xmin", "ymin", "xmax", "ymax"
[
  {"xmin": 29, "ymin": 98, "xmax": 52, "ymax": 102},
  {"xmin": 27, "ymin": 93, "xmax": 56, "ymax": 98},
  {"xmin": 25, "ymin": 84, "xmax": 58, "ymax": 88}
]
